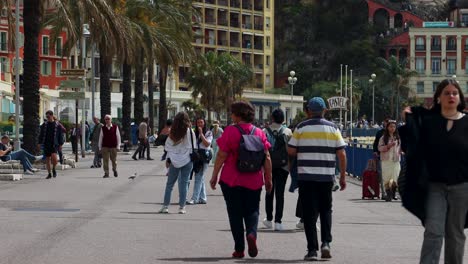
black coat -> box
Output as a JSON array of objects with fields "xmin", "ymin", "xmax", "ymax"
[{"xmin": 399, "ymin": 107, "xmax": 468, "ymax": 228}]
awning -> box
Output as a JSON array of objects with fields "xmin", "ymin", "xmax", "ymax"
[{"xmin": 250, "ymin": 100, "xmax": 280, "ymax": 107}]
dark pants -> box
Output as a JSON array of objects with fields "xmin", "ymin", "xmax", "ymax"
[
  {"xmin": 298, "ymin": 180, "xmax": 333, "ymax": 252},
  {"xmin": 220, "ymin": 182, "xmax": 261, "ymax": 252},
  {"xmin": 71, "ymin": 136, "xmax": 78, "ymax": 154},
  {"xmin": 133, "ymin": 138, "xmax": 150, "ymax": 159},
  {"xmin": 58, "ymin": 148, "xmax": 63, "ymax": 164},
  {"xmin": 265, "ymin": 168, "xmax": 289, "ymax": 223}
]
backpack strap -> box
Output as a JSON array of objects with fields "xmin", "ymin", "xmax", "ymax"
[
  {"xmin": 234, "ymin": 124, "xmax": 246, "ymax": 135},
  {"xmin": 266, "ymin": 127, "xmax": 274, "ymax": 137},
  {"xmin": 250, "ymin": 126, "xmax": 256, "ymax": 135}
]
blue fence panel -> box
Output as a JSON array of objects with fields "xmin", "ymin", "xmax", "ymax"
[
  {"xmin": 345, "ymin": 128, "xmax": 380, "ymax": 137},
  {"xmin": 345, "ymin": 142, "xmax": 374, "ymax": 178}
]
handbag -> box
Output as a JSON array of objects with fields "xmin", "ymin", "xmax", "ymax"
[
  {"xmin": 197, "ymin": 135, "xmax": 212, "ymax": 163},
  {"xmin": 190, "ymin": 130, "xmax": 203, "ymax": 173}
]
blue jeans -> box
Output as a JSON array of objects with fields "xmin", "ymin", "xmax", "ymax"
[
  {"xmin": 191, "ymin": 162, "xmax": 208, "ymax": 202},
  {"xmin": 211, "ymin": 141, "xmax": 219, "ymax": 164},
  {"xmin": 420, "ymin": 182, "xmax": 468, "ymax": 264},
  {"xmin": 220, "ymin": 182, "xmax": 261, "ymax": 252},
  {"xmin": 163, "ymin": 162, "xmax": 193, "ymax": 208},
  {"xmin": 7, "ymin": 149, "xmax": 35, "ymax": 172}
]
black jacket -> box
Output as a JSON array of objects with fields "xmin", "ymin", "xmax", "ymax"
[{"xmin": 399, "ymin": 107, "xmax": 468, "ymax": 228}]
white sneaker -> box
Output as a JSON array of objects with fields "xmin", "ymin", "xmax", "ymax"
[
  {"xmin": 178, "ymin": 206, "xmax": 186, "ymax": 214},
  {"xmin": 296, "ymin": 221, "xmax": 304, "ymax": 230},
  {"xmin": 31, "ymin": 168, "xmax": 40, "ymax": 172},
  {"xmin": 262, "ymin": 218, "xmax": 273, "ymax": 229},
  {"xmin": 274, "ymin": 222, "xmax": 284, "ymax": 231},
  {"xmin": 158, "ymin": 206, "xmax": 169, "ymax": 214},
  {"xmin": 23, "ymin": 170, "xmax": 34, "ymax": 175}
]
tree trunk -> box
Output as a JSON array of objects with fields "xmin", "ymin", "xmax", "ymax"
[
  {"xmin": 99, "ymin": 53, "xmax": 112, "ymax": 122},
  {"xmin": 133, "ymin": 54, "xmax": 144, "ymax": 125},
  {"xmin": 147, "ymin": 62, "xmax": 154, "ymax": 134},
  {"xmin": 158, "ymin": 65, "xmax": 167, "ymax": 133},
  {"xmin": 121, "ymin": 61, "xmax": 132, "ymax": 142},
  {"xmin": 22, "ymin": 0, "xmax": 42, "ymax": 154}
]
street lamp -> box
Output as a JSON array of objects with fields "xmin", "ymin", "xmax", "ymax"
[
  {"xmin": 14, "ymin": 0, "xmax": 20, "ymax": 150},
  {"xmin": 287, "ymin": 70, "xmax": 297, "ymax": 125},
  {"xmin": 369, "ymin": 73, "xmax": 376, "ymax": 125},
  {"xmin": 167, "ymin": 67, "xmax": 174, "ymax": 118},
  {"xmin": 81, "ymin": 24, "xmax": 90, "ymax": 157}
]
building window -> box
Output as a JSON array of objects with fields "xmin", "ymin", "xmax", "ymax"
[
  {"xmin": 56, "ymin": 61, "xmax": 62, "ymax": 76},
  {"xmin": 265, "ymin": 17, "xmax": 270, "ymax": 29},
  {"xmin": 431, "ymin": 57, "xmax": 441, "ymax": 74},
  {"xmin": 266, "ymin": 0, "xmax": 270, "ymax": 8},
  {"xmin": 431, "ymin": 37, "xmax": 441, "ymax": 51},
  {"xmin": 41, "ymin": 60, "xmax": 51, "ymax": 76},
  {"xmin": 0, "ymin": 31, "xmax": 7, "ymax": 51},
  {"xmin": 266, "ymin": 55, "xmax": 270, "ymax": 66},
  {"xmin": 42, "ymin": 36, "xmax": 49, "ymax": 55},
  {"xmin": 56, "ymin": 37, "xmax": 62, "ymax": 57},
  {"xmin": 462, "ymin": 14, "xmax": 468, "ymax": 26},
  {"xmin": 415, "ymin": 37, "xmax": 425, "ymax": 50},
  {"xmin": 415, "ymin": 57, "xmax": 425, "ymax": 74},
  {"xmin": 447, "ymin": 37, "xmax": 456, "ymax": 51},
  {"xmin": 447, "ymin": 58, "xmax": 456, "ymax": 75},
  {"xmin": 0, "ymin": 57, "xmax": 8, "ymax": 73},
  {"xmin": 266, "ymin": 74, "xmax": 270, "ymax": 85},
  {"xmin": 416, "ymin": 82, "xmax": 424, "ymax": 94},
  {"xmin": 432, "ymin": 82, "xmax": 439, "ymax": 92},
  {"xmin": 266, "ymin": 36, "xmax": 270, "ymax": 47}
]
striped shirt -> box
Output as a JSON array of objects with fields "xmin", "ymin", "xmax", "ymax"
[{"xmin": 288, "ymin": 118, "xmax": 346, "ymax": 182}]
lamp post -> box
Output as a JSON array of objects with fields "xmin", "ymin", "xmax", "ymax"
[
  {"xmin": 369, "ymin": 73, "xmax": 376, "ymax": 125},
  {"xmin": 287, "ymin": 70, "xmax": 297, "ymax": 125},
  {"xmin": 14, "ymin": 0, "xmax": 20, "ymax": 150},
  {"xmin": 81, "ymin": 24, "xmax": 90, "ymax": 158}
]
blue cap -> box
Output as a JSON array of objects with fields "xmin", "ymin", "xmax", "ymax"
[{"xmin": 308, "ymin": 97, "xmax": 327, "ymax": 112}]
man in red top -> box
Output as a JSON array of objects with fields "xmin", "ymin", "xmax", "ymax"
[{"xmin": 98, "ymin": 115, "xmax": 121, "ymax": 178}]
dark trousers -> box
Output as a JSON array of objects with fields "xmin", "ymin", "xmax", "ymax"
[
  {"xmin": 298, "ymin": 180, "xmax": 333, "ymax": 252},
  {"xmin": 220, "ymin": 182, "xmax": 261, "ymax": 252},
  {"xmin": 133, "ymin": 138, "xmax": 150, "ymax": 159},
  {"xmin": 265, "ymin": 168, "xmax": 289, "ymax": 223},
  {"xmin": 71, "ymin": 136, "xmax": 77, "ymax": 154}
]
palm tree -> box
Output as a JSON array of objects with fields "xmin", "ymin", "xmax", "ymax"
[
  {"xmin": 376, "ymin": 56, "xmax": 418, "ymax": 118},
  {"xmin": 121, "ymin": 61, "xmax": 132, "ymax": 142},
  {"xmin": 187, "ymin": 52, "xmax": 252, "ymax": 123}
]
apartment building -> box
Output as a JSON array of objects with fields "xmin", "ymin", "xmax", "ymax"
[
  {"xmin": 408, "ymin": 24, "xmax": 468, "ymax": 104},
  {"xmin": 182, "ymin": 0, "xmax": 274, "ymax": 92}
]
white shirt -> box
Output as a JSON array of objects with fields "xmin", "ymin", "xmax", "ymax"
[
  {"xmin": 98, "ymin": 123, "xmax": 121, "ymax": 151},
  {"xmin": 165, "ymin": 128, "xmax": 197, "ymax": 168}
]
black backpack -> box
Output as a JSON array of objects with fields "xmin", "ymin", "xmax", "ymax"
[
  {"xmin": 235, "ymin": 125, "xmax": 265, "ymax": 173},
  {"xmin": 266, "ymin": 127, "xmax": 288, "ymax": 169}
]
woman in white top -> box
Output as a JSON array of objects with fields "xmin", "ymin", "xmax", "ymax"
[
  {"xmin": 159, "ymin": 112, "xmax": 197, "ymax": 214},
  {"xmin": 188, "ymin": 117, "xmax": 213, "ymax": 205},
  {"xmin": 378, "ymin": 120, "xmax": 401, "ymax": 202}
]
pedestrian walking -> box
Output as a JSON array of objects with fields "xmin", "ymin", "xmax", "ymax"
[
  {"xmin": 210, "ymin": 120, "xmax": 223, "ymax": 165},
  {"xmin": 132, "ymin": 117, "xmax": 152, "ymax": 160},
  {"xmin": 54, "ymin": 117, "xmax": 66, "ymax": 165},
  {"xmin": 70, "ymin": 124, "xmax": 80, "ymax": 154},
  {"xmin": 287, "ymin": 97, "xmax": 347, "ymax": 261},
  {"xmin": 158, "ymin": 112, "xmax": 196, "ymax": 214},
  {"xmin": 262, "ymin": 109, "xmax": 292, "ymax": 231},
  {"xmin": 401, "ymin": 79, "xmax": 468, "ymax": 264},
  {"xmin": 38, "ymin": 110, "xmax": 64, "ymax": 179},
  {"xmin": 98, "ymin": 114, "xmax": 121, "ymax": 178},
  {"xmin": 378, "ymin": 120, "xmax": 401, "ymax": 202},
  {"xmin": 209, "ymin": 101, "xmax": 272, "ymax": 259},
  {"xmin": 90, "ymin": 117, "xmax": 103, "ymax": 168},
  {"xmin": 372, "ymin": 118, "xmax": 389, "ymax": 199},
  {"xmin": 0, "ymin": 135, "xmax": 41, "ymax": 174},
  {"xmin": 85, "ymin": 121, "xmax": 91, "ymax": 151},
  {"xmin": 187, "ymin": 117, "xmax": 213, "ymax": 205}
]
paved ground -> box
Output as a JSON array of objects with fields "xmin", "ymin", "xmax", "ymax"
[{"xmin": 0, "ymin": 146, "xmax": 466, "ymax": 264}]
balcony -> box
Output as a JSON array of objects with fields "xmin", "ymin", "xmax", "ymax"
[
  {"xmin": 432, "ymin": 68, "xmax": 441, "ymax": 74},
  {"xmin": 230, "ymin": 0, "xmax": 240, "ymax": 8},
  {"xmin": 415, "ymin": 45, "xmax": 425, "ymax": 51},
  {"xmin": 218, "ymin": 39, "xmax": 228, "ymax": 46},
  {"xmin": 254, "ymin": 43, "xmax": 263, "ymax": 50},
  {"xmin": 242, "ymin": 23, "xmax": 252, "ymax": 29},
  {"xmin": 230, "ymin": 20, "xmax": 240, "ymax": 27},
  {"xmin": 254, "ymin": 23, "xmax": 263, "ymax": 31},
  {"xmin": 242, "ymin": 0, "xmax": 252, "ymax": 10},
  {"xmin": 205, "ymin": 17, "xmax": 216, "ymax": 24},
  {"xmin": 206, "ymin": 0, "xmax": 215, "ymax": 4},
  {"xmin": 254, "ymin": 0, "xmax": 263, "ymax": 11},
  {"xmin": 243, "ymin": 41, "xmax": 252, "ymax": 49},
  {"xmin": 431, "ymin": 45, "xmax": 441, "ymax": 51},
  {"xmin": 218, "ymin": 0, "xmax": 228, "ymax": 6},
  {"xmin": 218, "ymin": 18, "xmax": 228, "ymax": 26},
  {"xmin": 230, "ymin": 41, "xmax": 240, "ymax": 47}
]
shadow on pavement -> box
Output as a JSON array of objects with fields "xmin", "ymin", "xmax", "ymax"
[
  {"xmin": 216, "ymin": 229, "xmax": 300, "ymax": 234},
  {"xmin": 158, "ymin": 257, "xmax": 308, "ymax": 263}
]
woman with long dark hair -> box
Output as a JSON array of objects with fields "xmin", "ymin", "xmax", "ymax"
[
  {"xmin": 402, "ymin": 79, "xmax": 468, "ymax": 263},
  {"xmin": 378, "ymin": 120, "xmax": 401, "ymax": 202},
  {"xmin": 158, "ymin": 112, "xmax": 196, "ymax": 214},
  {"xmin": 187, "ymin": 117, "xmax": 213, "ymax": 205}
]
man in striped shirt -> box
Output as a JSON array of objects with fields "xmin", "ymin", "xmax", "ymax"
[{"xmin": 288, "ymin": 97, "xmax": 347, "ymax": 261}]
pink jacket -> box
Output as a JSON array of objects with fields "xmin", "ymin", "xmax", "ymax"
[{"xmin": 378, "ymin": 136, "xmax": 401, "ymax": 162}]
